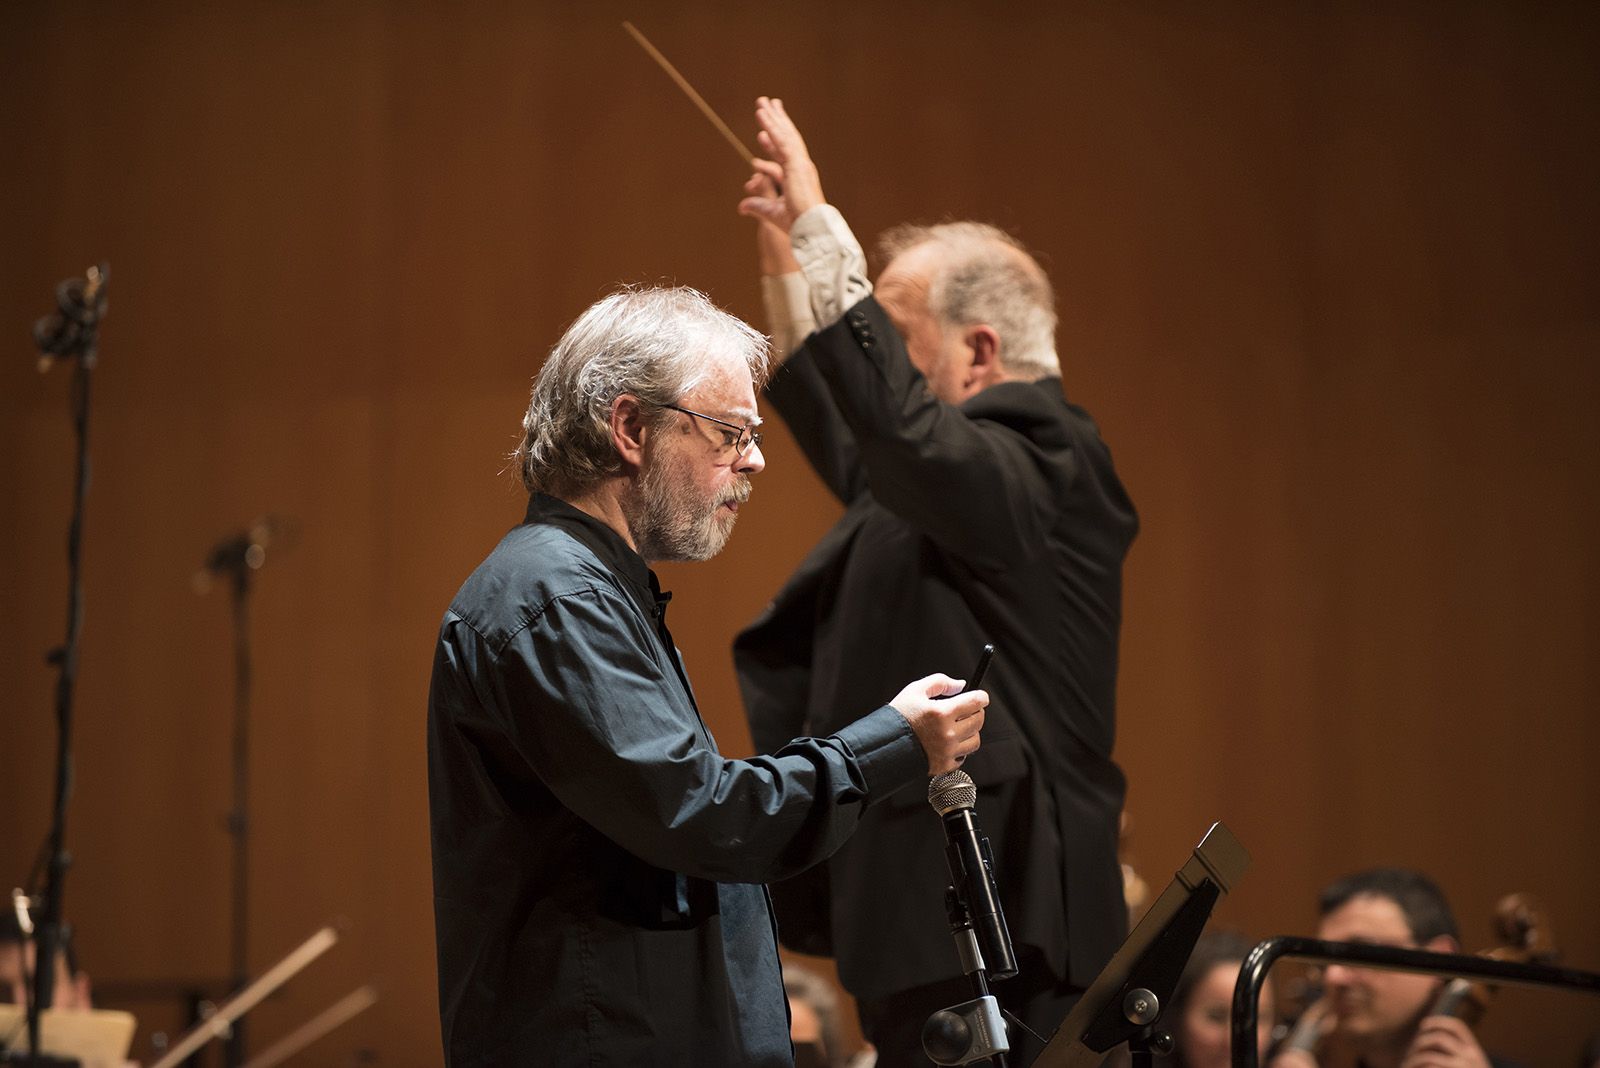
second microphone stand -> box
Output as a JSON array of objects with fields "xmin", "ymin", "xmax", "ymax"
[{"xmin": 221, "ymin": 552, "xmax": 257, "ymax": 1068}]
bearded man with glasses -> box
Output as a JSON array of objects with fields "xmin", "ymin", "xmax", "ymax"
[{"xmin": 426, "ymin": 285, "xmax": 990, "ymax": 1066}]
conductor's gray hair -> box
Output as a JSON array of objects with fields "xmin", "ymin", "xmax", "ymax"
[
  {"xmin": 514, "ymin": 286, "xmax": 768, "ymax": 497},
  {"xmin": 878, "ymin": 222, "xmax": 1061, "ymax": 379}
]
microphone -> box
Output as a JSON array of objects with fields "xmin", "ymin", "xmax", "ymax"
[
  {"xmin": 193, "ymin": 516, "xmax": 297, "ymax": 593},
  {"xmin": 34, "ymin": 264, "xmax": 110, "ymax": 372},
  {"xmin": 929, "ymin": 770, "xmax": 1018, "ymax": 981}
]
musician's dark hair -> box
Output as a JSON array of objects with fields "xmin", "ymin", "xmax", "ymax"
[{"xmin": 1319, "ymin": 867, "xmax": 1459, "ymax": 943}]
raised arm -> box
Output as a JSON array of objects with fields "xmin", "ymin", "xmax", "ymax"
[
  {"xmin": 744, "ymin": 98, "xmax": 1075, "ymax": 566},
  {"xmin": 739, "ymin": 97, "xmax": 873, "ymax": 503},
  {"xmin": 740, "ymin": 96, "xmax": 871, "ymax": 330}
]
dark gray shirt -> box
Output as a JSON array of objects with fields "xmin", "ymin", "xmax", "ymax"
[{"xmin": 428, "ymin": 494, "xmax": 926, "ymax": 1066}]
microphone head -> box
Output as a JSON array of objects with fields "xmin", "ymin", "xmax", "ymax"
[{"xmin": 928, "ymin": 770, "xmax": 977, "ymax": 816}]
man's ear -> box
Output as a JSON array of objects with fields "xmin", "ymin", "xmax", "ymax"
[
  {"xmin": 610, "ymin": 394, "xmax": 649, "ymax": 472},
  {"xmin": 965, "ymin": 324, "xmax": 1001, "ymax": 383}
]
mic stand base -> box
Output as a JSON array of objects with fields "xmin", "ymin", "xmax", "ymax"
[{"xmin": 922, "ymin": 886, "xmax": 1010, "ymax": 1067}]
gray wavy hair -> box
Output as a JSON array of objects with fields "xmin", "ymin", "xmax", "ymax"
[
  {"xmin": 514, "ymin": 286, "xmax": 767, "ymax": 497},
  {"xmin": 878, "ymin": 222, "xmax": 1061, "ymax": 379}
]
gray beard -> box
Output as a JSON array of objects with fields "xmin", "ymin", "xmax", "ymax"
[{"xmin": 627, "ymin": 451, "xmax": 747, "ymax": 563}]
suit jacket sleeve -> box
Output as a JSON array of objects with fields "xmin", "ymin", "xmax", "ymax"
[
  {"xmin": 804, "ymin": 295, "xmax": 1068, "ymax": 570},
  {"xmin": 766, "ymin": 344, "xmax": 867, "ymax": 505}
]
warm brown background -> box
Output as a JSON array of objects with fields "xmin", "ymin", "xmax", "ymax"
[{"xmin": 3, "ymin": 3, "xmax": 1597, "ymax": 1065}]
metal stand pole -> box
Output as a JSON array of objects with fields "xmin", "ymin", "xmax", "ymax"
[
  {"xmin": 225, "ymin": 565, "xmax": 253, "ymax": 1068},
  {"xmin": 25, "ymin": 265, "xmax": 109, "ymax": 1067}
]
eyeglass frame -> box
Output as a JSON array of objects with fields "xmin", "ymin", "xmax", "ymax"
[{"xmin": 661, "ymin": 402, "xmax": 763, "ymax": 457}]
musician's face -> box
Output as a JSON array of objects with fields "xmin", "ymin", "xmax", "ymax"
[
  {"xmin": 1318, "ymin": 894, "xmax": 1453, "ymax": 1046},
  {"xmin": 0, "ymin": 941, "xmax": 90, "ymax": 1010},
  {"xmin": 1178, "ymin": 961, "xmax": 1274, "ymax": 1068}
]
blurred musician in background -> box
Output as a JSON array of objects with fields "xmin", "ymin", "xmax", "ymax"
[
  {"xmin": 784, "ymin": 961, "xmax": 853, "ymax": 1068},
  {"xmin": 1271, "ymin": 868, "xmax": 1517, "ymax": 1068},
  {"xmin": 1155, "ymin": 930, "xmax": 1277, "ymax": 1068},
  {"xmin": 1, "ymin": 910, "xmax": 90, "ymax": 1013}
]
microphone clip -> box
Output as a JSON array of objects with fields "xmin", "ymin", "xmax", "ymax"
[{"xmin": 34, "ymin": 264, "xmax": 110, "ymax": 372}]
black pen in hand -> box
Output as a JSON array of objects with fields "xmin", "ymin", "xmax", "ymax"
[
  {"xmin": 954, "ymin": 643, "xmax": 994, "ymax": 764},
  {"xmin": 963, "ymin": 643, "xmax": 994, "ymax": 694}
]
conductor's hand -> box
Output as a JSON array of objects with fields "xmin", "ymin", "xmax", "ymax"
[
  {"xmin": 747, "ymin": 176, "xmax": 802, "ymax": 276},
  {"xmin": 738, "ymin": 95, "xmax": 825, "ymax": 234},
  {"xmin": 889, "ymin": 674, "xmax": 987, "ymax": 776}
]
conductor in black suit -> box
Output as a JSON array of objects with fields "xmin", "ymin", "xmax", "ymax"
[{"xmin": 734, "ymin": 97, "xmax": 1139, "ymax": 1067}]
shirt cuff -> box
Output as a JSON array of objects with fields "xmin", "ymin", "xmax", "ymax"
[
  {"xmin": 760, "ymin": 272, "xmax": 817, "ymax": 361},
  {"xmin": 791, "ymin": 204, "xmax": 873, "ymax": 330},
  {"xmin": 832, "ymin": 705, "xmax": 927, "ymax": 804}
]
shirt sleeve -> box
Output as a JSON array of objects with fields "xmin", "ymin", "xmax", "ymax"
[{"xmin": 491, "ymin": 585, "xmax": 927, "ymax": 883}]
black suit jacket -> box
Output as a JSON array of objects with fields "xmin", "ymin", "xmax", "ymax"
[{"xmin": 735, "ymin": 296, "xmax": 1138, "ymax": 1001}]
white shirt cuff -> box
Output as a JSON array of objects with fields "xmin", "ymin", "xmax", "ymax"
[{"xmin": 790, "ymin": 204, "xmax": 872, "ymax": 329}]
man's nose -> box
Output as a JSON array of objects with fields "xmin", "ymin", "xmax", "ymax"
[{"xmin": 737, "ymin": 441, "xmax": 765, "ymax": 475}]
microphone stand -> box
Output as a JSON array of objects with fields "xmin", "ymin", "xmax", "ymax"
[
  {"xmin": 922, "ymin": 768, "xmax": 1015, "ymax": 1067},
  {"xmin": 197, "ymin": 517, "xmax": 288, "ymax": 1068},
  {"xmin": 25, "ymin": 265, "xmax": 109, "ymax": 1067},
  {"xmin": 921, "ymin": 888, "xmax": 1011, "ymax": 1067},
  {"xmin": 219, "ymin": 551, "xmax": 256, "ymax": 1068}
]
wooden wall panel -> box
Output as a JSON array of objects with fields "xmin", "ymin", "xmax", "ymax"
[{"xmin": 2, "ymin": 3, "xmax": 1596, "ymax": 1063}]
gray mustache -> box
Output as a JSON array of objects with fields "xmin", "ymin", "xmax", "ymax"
[{"xmin": 722, "ymin": 478, "xmax": 752, "ymax": 507}]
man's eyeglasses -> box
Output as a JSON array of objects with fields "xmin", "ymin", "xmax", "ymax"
[{"xmin": 662, "ymin": 403, "xmax": 763, "ymax": 458}]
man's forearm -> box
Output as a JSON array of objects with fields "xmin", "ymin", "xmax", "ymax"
[{"xmin": 759, "ymin": 272, "xmax": 815, "ymax": 362}]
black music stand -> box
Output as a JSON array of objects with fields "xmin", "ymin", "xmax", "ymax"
[{"xmin": 1034, "ymin": 822, "xmax": 1251, "ymax": 1068}]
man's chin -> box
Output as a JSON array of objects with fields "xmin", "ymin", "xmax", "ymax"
[
  {"xmin": 702, "ymin": 518, "xmax": 737, "ymax": 559},
  {"xmin": 1334, "ymin": 1011, "xmax": 1399, "ymax": 1047}
]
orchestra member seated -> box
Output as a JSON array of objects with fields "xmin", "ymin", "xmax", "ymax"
[
  {"xmin": 1157, "ymin": 929, "xmax": 1276, "ymax": 1068},
  {"xmin": 1270, "ymin": 868, "xmax": 1520, "ymax": 1068}
]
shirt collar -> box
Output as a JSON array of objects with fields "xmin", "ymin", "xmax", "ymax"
[{"xmin": 523, "ymin": 492, "xmax": 665, "ymax": 614}]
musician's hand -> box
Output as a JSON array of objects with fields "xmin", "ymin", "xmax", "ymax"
[
  {"xmin": 738, "ymin": 96, "xmax": 825, "ymax": 233},
  {"xmin": 889, "ymin": 673, "xmax": 986, "ymax": 775},
  {"xmin": 1399, "ymin": 1015, "xmax": 1492, "ymax": 1068}
]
